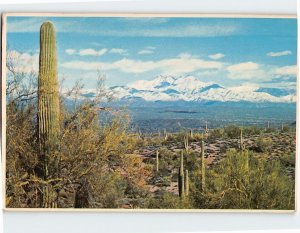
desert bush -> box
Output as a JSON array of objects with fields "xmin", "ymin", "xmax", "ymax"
[
  {"xmin": 5, "ymin": 69, "xmax": 151, "ymax": 208},
  {"xmin": 156, "ymin": 147, "xmax": 177, "ymax": 173},
  {"xmin": 146, "ymin": 192, "xmax": 191, "ymax": 209},
  {"xmin": 281, "ymin": 125, "xmax": 290, "ymax": 133},
  {"xmin": 265, "ymin": 127, "xmax": 276, "ymax": 133},
  {"xmin": 243, "ymin": 126, "xmax": 261, "ymax": 136},
  {"xmin": 279, "ymin": 153, "xmax": 295, "ymax": 168},
  {"xmin": 202, "ymin": 149, "xmax": 294, "ymax": 209},
  {"xmin": 255, "ymin": 137, "xmax": 273, "ymax": 152},
  {"xmin": 209, "ymin": 128, "xmax": 224, "ymax": 139},
  {"xmin": 224, "ymin": 125, "xmax": 240, "ymax": 138}
]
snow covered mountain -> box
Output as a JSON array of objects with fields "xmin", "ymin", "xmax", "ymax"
[
  {"xmin": 65, "ymin": 75, "xmax": 296, "ymax": 103},
  {"xmin": 109, "ymin": 75, "xmax": 296, "ymax": 103}
]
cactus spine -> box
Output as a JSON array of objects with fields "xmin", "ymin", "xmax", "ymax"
[
  {"xmin": 184, "ymin": 169, "xmax": 189, "ymax": 196},
  {"xmin": 38, "ymin": 22, "xmax": 60, "ymax": 207},
  {"xmin": 178, "ymin": 150, "xmax": 185, "ymax": 198},
  {"xmin": 201, "ymin": 140, "xmax": 206, "ymax": 192},
  {"xmin": 156, "ymin": 150, "xmax": 159, "ymax": 172}
]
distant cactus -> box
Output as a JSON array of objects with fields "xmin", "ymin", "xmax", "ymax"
[
  {"xmin": 138, "ymin": 127, "xmax": 142, "ymax": 139},
  {"xmin": 240, "ymin": 128, "xmax": 244, "ymax": 150},
  {"xmin": 201, "ymin": 140, "xmax": 206, "ymax": 192},
  {"xmin": 164, "ymin": 128, "xmax": 168, "ymax": 140},
  {"xmin": 189, "ymin": 129, "xmax": 193, "ymax": 139},
  {"xmin": 38, "ymin": 21, "xmax": 60, "ymax": 207},
  {"xmin": 156, "ymin": 150, "xmax": 159, "ymax": 172},
  {"xmin": 178, "ymin": 150, "xmax": 185, "ymax": 198},
  {"xmin": 184, "ymin": 169, "xmax": 189, "ymax": 196},
  {"xmin": 204, "ymin": 121, "xmax": 209, "ymax": 138},
  {"xmin": 184, "ymin": 134, "xmax": 189, "ymax": 153}
]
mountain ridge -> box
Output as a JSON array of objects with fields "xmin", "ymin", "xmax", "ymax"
[
  {"xmin": 110, "ymin": 75, "xmax": 296, "ymax": 103},
  {"xmin": 64, "ymin": 75, "xmax": 296, "ymax": 103}
]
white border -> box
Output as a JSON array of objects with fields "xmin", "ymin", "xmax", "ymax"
[
  {"xmin": 1, "ymin": 12, "xmax": 297, "ymax": 213},
  {"xmin": 1, "ymin": 1, "xmax": 300, "ymax": 232}
]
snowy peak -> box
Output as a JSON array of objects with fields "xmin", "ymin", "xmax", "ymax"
[
  {"xmin": 113, "ymin": 75, "xmax": 296, "ymax": 103},
  {"xmin": 66, "ymin": 75, "xmax": 296, "ymax": 103},
  {"xmin": 128, "ymin": 75, "xmax": 209, "ymax": 92}
]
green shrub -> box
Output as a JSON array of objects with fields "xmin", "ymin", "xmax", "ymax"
[
  {"xmin": 281, "ymin": 125, "xmax": 290, "ymax": 133},
  {"xmin": 209, "ymin": 128, "xmax": 224, "ymax": 139},
  {"xmin": 202, "ymin": 149, "xmax": 294, "ymax": 210},
  {"xmin": 255, "ymin": 137, "xmax": 273, "ymax": 152},
  {"xmin": 146, "ymin": 192, "xmax": 191, "ymax": 209},
  {"xmin": 224, "ymin": 125, "xmax": 240, "ymax": 138},
  {"xmin": 243, "ymin": 126, "xmax": 261, "ymax": 136},
  {"xmin": 280, "ymin": 153, "xmax": 295, "ymax": 168}
]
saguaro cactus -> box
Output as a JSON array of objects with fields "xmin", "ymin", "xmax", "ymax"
[
  {"xmin": 240, "ymin": 128, "xmax": 244, "ymax": 150},
  {"xmin": 178, "ymin": 150, "xmax": 185, "ymax": 198},
  {"xmin": 184, "ymin": 134, "xmax": 189, "ymax": 153},
  {"xmin": 156, "ymin": 150, "xmax": 159, "ymax": 172},
  {"xmin": 204, "ymin": 121, "xmax": 209, "ymax": 138},
  {"xmin": 38, "ymin": 21, "xmax": 60, "ymax": 207},
  {"xmin": 164, "ymin": 128, "xmax": 168, "ymax": 140},
  {"xmin": 189, "ymin": 129, "xmax": 193, "ymax": 139},
  {"xmin": 201, "ymin": 140, "xmax": 206, "ymax": 192},
  {"xmin": 184, "ymin": 169, "xmax": 189, "ymax": 196}
]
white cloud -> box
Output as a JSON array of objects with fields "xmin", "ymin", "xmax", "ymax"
[
  {"xmin": 66, "ymin": 48, "xmax": 125, "ymax": 56},
  {"xmin": 275, "ymin": 65, "xmax": 297, "ymax": 76},
  {"xmin": 226, "ymin": 62, "xmax": 297, "ymax": 81},
  {"xmin": 7, "ymin": 50, "xmax": 39, "ymax": 73},
  {"xmin": 79, "ymin": 48, "xmax": 108, "ymax": 56},
  {"xmin": 227, "ymin": 62, "xmax": 259, "ymax": 72},
  {"xmin": 177, "ymin": 53, "xmax": 195, "ymax": 59},
  {"xmin": 65, "ymin": 49, "xmax": 76, "ymax": 55},
  {"xmin": 209, "ymin": 53, "xmax": 225, "ymax": 60},
  {"xmin": 109, "ymin": 48, "xmax": 127, "ymax": 54},
  {"xmin": 138, "ymin": 50, "xmax": 154, "ymax": 55},
  {"xmin": 145, "ymin": 46, "xmax": 156, "ymax": 50},
  {"xmin": 267, "ymin": 50, "xmax": 292, "ymax": 57},
  {"xmin": 62, "ymin": 55, "xmax": 224, "ymax": 75},
  {"xmin": 227, "ymin": 62, "xmax": 268, "ymax": 81},
  {"xmin": 138, "ymin": 46, "xmax": 156, "ymax": 55}
]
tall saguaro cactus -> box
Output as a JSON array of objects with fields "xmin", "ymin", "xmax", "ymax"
[
  {"xmin": 201, "ymin": 140, "xmax": 206, "ymax": 192},
  {"xmin": 178, "ymin": 150, "xmax": 185, "ymax": 198},
  {"xmin": 38, "ymin": 21, "xmax": 60, "ymax": 207},
  {"xmin": 184, "ymin": 169, "xmax": 189, "ymax": 196}
]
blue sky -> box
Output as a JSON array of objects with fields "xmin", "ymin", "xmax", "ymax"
[{"xmin": 6, "ymin": 16, "xmax": 297, "ymax": 89}]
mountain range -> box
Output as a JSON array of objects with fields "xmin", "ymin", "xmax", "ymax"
[{"xmin": 67, "ymin": 75, "xmax": 297, "ymax": 103}]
